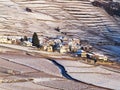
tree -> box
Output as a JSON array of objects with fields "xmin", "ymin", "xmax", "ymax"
[
  {"xmin": 20, "ymin": 38, "xmax": 24, "ymax": 42},
  {"xmin": 55, "ymin": 27, "xmax": 60, "ymax": 32},
  {"xmin": 32, "ymin": 32, "xmax": 40, "ymax": 47},
  {"xmin": 26, "ymin": 7, "xmax": 32, "ymax": 12},
  {"xmin": 24, "ymin": 36, "xmax": 28, "ymax": 41}
]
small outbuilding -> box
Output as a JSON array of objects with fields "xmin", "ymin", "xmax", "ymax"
[{"xmin": 47, "ymin": 46, "xmax": 53, "ymax": 52}]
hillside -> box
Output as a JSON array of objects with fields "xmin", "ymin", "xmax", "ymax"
[
  {"xmin": 0, "ymin": 0, "xmax": 120, "ymax": 44},
  {"xmin": 1, "ymin": 1, "xmax": 120, "ymax": 89},
  {"xmin": 0, "ymin": 0, "xmax": 120, "ymax": 61}
]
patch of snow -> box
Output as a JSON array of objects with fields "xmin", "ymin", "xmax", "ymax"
[
  {"xmin": 33, "ymin": 78, "xmax": 61, "ymax": 83},
  {"xmin": 0, "ymin": 82, "xmax": 57, "ymax": 90},
  {"xmin": 26, "ymin": 12, "xmax": 55, "ymax": 21},
  {"xmin": 0, "ymin": 53, "xmax": 62, "ymax": 77},
  {"xmin": 55, "ymin": 60, "xmax": 120, "ymax": 90}
]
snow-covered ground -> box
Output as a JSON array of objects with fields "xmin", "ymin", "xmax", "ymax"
[
  {"xmin": 0, "ymin": 51, "xmax": 107, "ymax": 90},
  {"xmin": 0, "ymin": 53, "xmax": 61, "ymax": 77},
  {"xmin": 0, "ymin": 58, "xmax": 36, "ymax": 74},
  {"xmin": 0, "ymin": 43, "xmax": 120, "ymax": 89},
  {"xmin": 0, "ymin": 82, "xmax": 58, "ymax": 90},
  {"xmin": 37, "ymin": 79, "xmax": 106, "ymax": 90},
  {"xmin": 0, "ymin": 44, "xmax": 108, "ymax": 89},
  {"xmin": 37, "ymin": 80, "xmax": 90, "ymax": 90},
  {"xmin": 56, "ymin": 60, "xmax": 120, "ymax": 90},
  {"xmin": 0, "ymin": 0, "xmax": 120, "ymax": 89},
  {"xmin": 100, "ymin": 45, "xmax": 120, "ymax": 62}
]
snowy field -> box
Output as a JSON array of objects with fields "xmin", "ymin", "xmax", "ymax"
[
  {"xmin": 0, "ymin": 54, "xmax": 61, "ymax": 77},
  {"xmin": 0, "ymin": 58, "xmax": 36, "ymax": 74},
  {"xmin": 56, "ymin": 60, "xmax": 120, "ymax": 90},
  {"xmin": 0, "ymin": 44, "xmax": 120, "ymax": 89},
  {"xmin": 100, "ymin": 45, "xmax": 120, "ymax": 62},
  {"xmin": 37, "ymin": 79, "xmax": 106, "ymax": 90},
  {"xmin": 0, "ymin": 82, "xmax": 58, "ymax": 90},
  {"xmin": 0, "ymin": 52, "xmax": 107, "ymax": 90}
]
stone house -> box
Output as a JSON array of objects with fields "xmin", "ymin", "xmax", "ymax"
[
  {"xmin": 81, "ymin": 45, "xmax": 92, "ymax": 52},
  {"xmin": 94, "ymin": 53, "xmax": 108, "ymax": 61},
  {"xmin": 42, "ymin": 44, "xmax": 53, "ymax": 52},
  {"xmin": 54, "ymin": 39, "xmax": 62, "ymax": 44},
  {"xmin": 0, "ymin": 37, "xmax": 12, "ymax": 44},
  {"xmin": 43, "ymin": 45, "xmax": 47, "ymax": 51},
  {"xmin": 47, "ymin": 46, "xmax": 53, "ymax": 52},
  {"xmin": 81, "ymin": 51, "xmax": 87, "ymax": 58},
  {"xmin": 73, "ymin": 49, "xmax": 87, "ymax": 57},
  {"xmin": 88, "ymin": 52, "xmax": 108, "ymax": 61},
  {"xmin": 60, "ymin": 45, "xmax": 70, "ymax": 54},
  {"xmin": 72, "ymin": 38, "xmax": 80, "ymax": 45},
  {"xmin": 12, "ymin": 39, "xmax": 20, "ymax": 45},
  {"xmin": 22, "ymin": 41, "xmax": 32, "ymax": 46}
]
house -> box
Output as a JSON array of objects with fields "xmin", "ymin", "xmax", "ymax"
[
  {"xmin": 22, "ymin": 41, "xmax": 32, "ymax": 46},
  {"xmin": 47, "ymin": 46, "xmax": 53, "ymax": 52},
  {"xmin": 70, "ymin": 46, "xmax": 78, "ymax": 52},
  {"xmin": 42, "ymin": 45, "xmax": 47, "ymax": 51},
  {"xmin": 72, "ymin": 38, "xmax": 80, "ymax": 45},
  {"xmin": 12, "ymin": 39, "xmax": 20, "ymax": 45},
  {"xmin": 60, "ymin": 45, "xmax": 69, "ymax": 54},
  {"xmin": 42, "ymin": 44, "xmax": 53, "ymax": 52},
  {"xmin": 81, "ymin": 45, "xmax": 92, "ymax": 51},
  {"xmin": 96, "ymin": 54, "xmax": 108, "ymax": 61},
  {"xmin": 39, "ymin": 37, "xmax": 46, "ymax": 45},
  {"xmin": 0, "ymin": 37, "xmax": 12, "ymax": 44},
  {"xmin": 47, "ymin": 40, "xmax": 55, "ymax": 46},
  {"xmin": 89, "ymin": 52, "xmax": 108, "ymax": 61},
  {"xmin": 81, "ymin": 51, "xmax": 87, "ymax": 58},
  {"xmin": 52, "ymin": 43, "xmax": 61, "ymax": 52},
  {"xmin": 6, "ymin": 40, "xmax": 12, "ymax": 44},
  {"xmin": 63, "ymin": 36, "xmax": 68, "ymax": 41},
  {"xmin": 73, "ymin": 50, "xmax": 87, "ymax": 57},
  {"xmin": 54, "ymin": 39, "xmax": 62, "ymax": 44}
]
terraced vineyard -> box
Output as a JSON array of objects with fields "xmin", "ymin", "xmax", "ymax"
[{"xmin": 0, "ymin": 0, "xmax": 120, "ymax": 45}]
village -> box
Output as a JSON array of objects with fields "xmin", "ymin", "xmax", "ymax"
[
  {"xmin": 0, "ymin": 33, "xmax": 108, "ymax": 64},
  {"xmin": 0, "ymin": 0, "xmax": 120, "ymax": 89}
]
